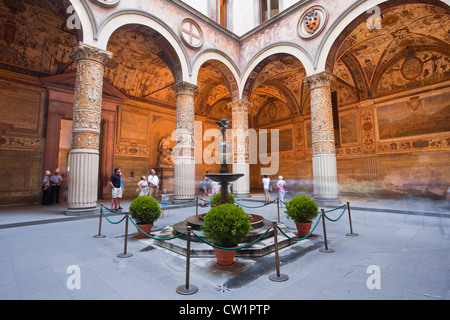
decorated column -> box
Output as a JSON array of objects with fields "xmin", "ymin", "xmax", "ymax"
[
  {"xmin": 172, "ymin": 82, "xmax": 198, "ymax": 200},
  {"xmin": 66, "ymin": 43, "xmax": 112, "ymax": 215},
  {"xmin": 228, "ymin": 99, "xmax": 252, "ymax": 197},
  {"xmin": 303, "ymin": 71, "xmax": 339, "ymax": 202}
]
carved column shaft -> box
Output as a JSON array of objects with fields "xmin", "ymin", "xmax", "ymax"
[
  {"xmin": 228, "ymin": 99, "xmax": 252, "ymax": 197},
  {"xmin": 172, "ymin": 82, "xmax": 198, "ymax": 200},
  {"xmin": 66, "ymin": 43, "xmax": 112, "ymax": 214},
  {"xmin": 303, "ymin": 71, "xmax": 339, "ymax": 200}
]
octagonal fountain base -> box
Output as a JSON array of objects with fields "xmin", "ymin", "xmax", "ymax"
[{"xmin": 152, "ymin": 217, "xmax": 300, "ymax": 258}]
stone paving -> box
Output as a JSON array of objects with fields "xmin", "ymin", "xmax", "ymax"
[{"xmin": 0, "ymin": 194, "xmax": 449, "ymax": 302}]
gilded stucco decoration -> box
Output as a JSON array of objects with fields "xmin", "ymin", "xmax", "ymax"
[
  {"xmin": 71, "ymin": 43, "xmax": 112, "ymax": 151},
  {"xmin": 173, "ymin": 82, "xmax": 198, "ymax": 151},
  {"xmin": 303, "ymin": 71, "xmax": 336, "ymax": 156}
]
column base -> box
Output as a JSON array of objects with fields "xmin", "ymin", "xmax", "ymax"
[
  {"xmin": 313, "ymin": 197, "xmax": 342, "ymax": 208},
  {"xmin": 233, "ymin": 193, "xmax": 251, "ymax": 199},
  {"xmin": 65, "ymin": 205, "xmax": 99, "ymax": 216}
]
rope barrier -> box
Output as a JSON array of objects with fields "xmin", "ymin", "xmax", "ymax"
[
  {"xmin": 101, "ymin": 207, "xmax": 127, "ymax": 224},
  {"xmin": 323, "ymin": 204, "xmax": 347, "ymax": 222},
  {"xmin": 277, "ymin": 215, "xmax": 322, "ymax": 242},
  {"xmin": 235, "ymin": 198, "xmax": 277, "ymax": 208},
  {"xmin": 160, "ymin": 198, "xmax": 197, "ymax": 206},
  {"xmin": 194, "ymin": 226, "xmax": 272, "ymax": 251},
  {"xmin": 128, "ymin": 216, "xmax": 186, "ymax": 241}
]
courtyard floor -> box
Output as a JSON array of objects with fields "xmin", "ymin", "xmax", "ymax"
[{"xmin": 0, "ymin": 193, "xmax": 448, "ymax": 304}]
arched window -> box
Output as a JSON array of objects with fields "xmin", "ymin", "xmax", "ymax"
[{"xmin": 261, "ymin": 0, "xmax": 279, "ymax": 22}]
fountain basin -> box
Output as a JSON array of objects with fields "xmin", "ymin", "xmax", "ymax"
[{"xmin": 205, "ymin": 173, "xmax": 244, "ymax": 183}]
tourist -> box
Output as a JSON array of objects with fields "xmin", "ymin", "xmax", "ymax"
[
  {"xmin": 109, "ymin": 167, "xmax": 122, "ymax": 211},
  {"xmin": 161, "ymin": 189, "xmax": 168, "ymax": 219},
  {"xmin": 137, "ymin": 176, "xmax": 148, "ymax": 196},
  {"xmin": 118, "ymin": 170, "xmax": 124, "ymax": 211},
  {"xmin": 42, "ymin": 170, "xmax": 51, "ymax": 205},
  {"xmin": 199, "ymin": 176, "xmax": 209, "ymax": 207},
  {"xmin": 262, "ymin": 174, "xmax": 271, "ymax": 204},
  {"xmin": 211, "ymin": 180, "xmax": 220, "ymax": 196},
  {"xmin": 49, "ymin": 168, "xmax": 63, "ymax": 204},
  {"xmin": 147, "ymin": 169, "xmax": 159, "ymax": 198},
  {"xmin": 277, "ymin": 176, "xmax": 287, "ymax": 207}
]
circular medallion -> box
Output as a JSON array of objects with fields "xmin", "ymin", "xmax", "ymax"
[
  {"xmin": 180, "ymin": 18, "xmax": 203, "ymax": 49},
  {"xmin": 298, "ymin": 6, "xmax": 328, "ymax": 39},
  {"xmin": 90, "ymin": 0, "xmax": 120, "ymax": 8},
  {"xmin": 401, "ymin": 57, "xmax": 423, "ymax": 80}
]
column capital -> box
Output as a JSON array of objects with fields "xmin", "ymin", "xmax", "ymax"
[
  {"xmin": 227, "ymin": 99, "xmax": 253, "ymax": 111},
  {"xmin": 303, "ymin": 71, "xmax": 335, "ymax": 90},
  {"xmin": 70, "ymin": 42, "xmax": 113, "ymax": 66},
  {"xmin": 171, "ymin": 81, "xmax": 199, "ymax": 96}
]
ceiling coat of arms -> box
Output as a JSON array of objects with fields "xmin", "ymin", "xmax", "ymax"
[{"xmin": 298, "ymin": 6, "xmax": 328, "ymax": 39}]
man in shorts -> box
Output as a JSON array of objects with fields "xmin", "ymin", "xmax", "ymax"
[{"xmin": 109, "ymin": 167, "xmax": 122, "ymax": 211}]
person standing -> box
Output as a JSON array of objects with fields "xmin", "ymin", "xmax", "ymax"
[
  {"xmin": 277, "ymin": 176, "xmax": 287, "ymax": 207},
  {"xmin": 50, "ymin": 168, "xmax": 63, "ymax": 204},
  {"xmin": 147, "ymin": 169, "xmax": 159, "ymax": 199},
  {"xmin": 118, "ymin": 170, "xmax": 124, "ymax": 211},
  {"xmin": 262, "ymin": 174, "xmax": 271, "ymax": 204},
  {"xmin": 199, "ymin": 176, "xmax": 209, "ymax": 207},
  {"xmin": 160, "ymin": 188, "xmax": 168, "ymax": 219},
  {"xmin": 109, "ymin": 167, "xmax": 122, "ymax": 211},
  {"xmin": 137, "ymin": 176, "xmax": 148, "ymax": 196},
  {"xmin": 42, "ymin": 170, "xmax": 52, "ymax": 205}
]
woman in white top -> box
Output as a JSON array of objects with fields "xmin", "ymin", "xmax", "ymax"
[
  {"xmin": 277, "ymin": 176, "xmax": 287, "ymax": 207},
  {"xmin": 137, "ymin": 176, "xmax": 149, "ymax": 196},
  {"xmin": 262, "ymin": 175, "xmax": 271, "ymax": 204}
]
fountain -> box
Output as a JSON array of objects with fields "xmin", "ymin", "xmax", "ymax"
[{"xmin": 153, "ymin": 118, "xmax": 297, "ymax": 257}]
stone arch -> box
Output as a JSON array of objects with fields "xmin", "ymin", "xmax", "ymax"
[
  {"xmin": 191, "ymin": 50, "xmax": 240, "ymax": 101},
  {"xmin": 94, "ymin": 10, "xmax": 190, "ymax": 83},
  {"xmin": 316, "ymin": 0, "xmax": 450, "ymax": 73},
  {"xmin": 67, "ymin": 0, "xmax": 97, "ymax": 44},
  {"xmin": 240, "ymin": 43, "xmax": 314, "ymax": 100}
]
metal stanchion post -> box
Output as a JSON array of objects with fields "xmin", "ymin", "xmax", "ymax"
[
  {"xmin": 269, "ymin": 221, "xmax": 289, "ymax": 282},
  {"xmin": 277, "ymin": 197, "xmax": 280, "ymax": 223},
  {"xmin": 345, "ymin": 202, "xmax": 359, "ymax": 237},
  {"xmin": 177, "ymin": 226, "xmax": 198, "ymax": 294},
  {"xmin": 93, "ymin": 203, "xmax": 106, "ymax": 238},
  {"xmin": 117, "ymin": 213, "xmax": 133, "ymax": 258},
  {"xmin": 319, "ymin": 209, "xmax": 334, "ymax": 253},
  {"xmin": 196, "ymin": 196, "xmax": 199, "ymax": 217}
]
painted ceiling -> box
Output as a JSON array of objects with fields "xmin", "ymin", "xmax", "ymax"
[
  {"xmin": 331, "ymin": 3, "xmax": 450, "ymax": 99},
  {"xmin": 1, "ymin": 1, "xmax": 449, "ymax": 127}
]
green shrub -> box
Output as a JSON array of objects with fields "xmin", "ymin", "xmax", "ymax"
[
  {"xmin": 201, "ymin": 203, "xmax": 252, "ymax": 247},
  {"xmin": 285, "ymin": 195, "xmax": 319, "ymax": 223},
  {"xmin": 129, "ymin": 196, "xmax": 161, "ymax": 224},
  {"xmin": 209, "ymin": 192, "xmax": 235, "ymax": 207}
]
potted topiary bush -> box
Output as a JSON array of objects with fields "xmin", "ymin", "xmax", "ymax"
[
  {"xmin": 209, "ymin": 191, "xmax": 234, "ymax": 207},
  {"xmin": 201, "ymin": 203, "xmax": 252, "ymax": 269},
  {"xmin": 129, "ymin": 196, "xmax": 161, "ymax": 239},
  {"xmin": 285, "ymin": 195, "xmax": 319, "ymax": 237}
]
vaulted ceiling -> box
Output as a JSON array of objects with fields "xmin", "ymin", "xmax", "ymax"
[
  {"xmin": 1, "ymin": 0, "xmax": 449, "ymax": 128},
  {"xmin": 329, "ymin": 3, "xmax": 450, "ymax": 100}
]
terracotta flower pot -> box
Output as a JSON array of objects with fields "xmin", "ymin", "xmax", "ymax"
[
  {"xmin": 294, "ymin": 221, "xmax": 313, "ymax": 238},
  {"xmin": 136, "ymin": 223, "xmax": 153, "ymax": 239},
  {"xmin": 213, "ymin": 247, "xmax": 237, "ymax": 269}
]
